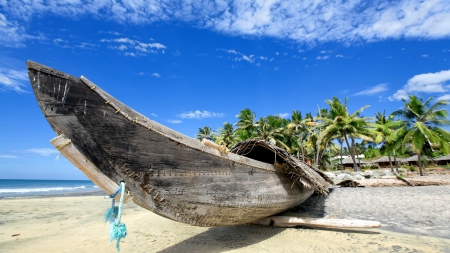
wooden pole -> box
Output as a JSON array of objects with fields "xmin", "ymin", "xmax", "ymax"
[{"xmin": 255, "ymin": 216, "xmax": 381, "ymax": 229}]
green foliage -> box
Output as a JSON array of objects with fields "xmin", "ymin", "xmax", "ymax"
[
  {"xmin": 392, "ymin": 95, "xmax": 450, "ymax": 175},
  {"xmin": 196, "ymin": 126, "xmax": 216, "ymax": 141},
  {"xmin": 195, "ymin": 95, "xmax": 450, "ymax": 175},
  {"xmin": 408, "ymin": 166, "xmax": 417, "ymax": 172}
]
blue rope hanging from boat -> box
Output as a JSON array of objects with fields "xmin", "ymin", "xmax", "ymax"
[
  {"xmin": 105, "ymin": 182, "xmax": 127, "ymax": 251},
  {"xmin": 104, "ymin": 184, "xmax": 122, "ymax": 223}
]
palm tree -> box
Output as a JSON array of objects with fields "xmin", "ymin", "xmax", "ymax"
[
  {"xmin": 196, "ymin": 126, "xmax": 216, "ymax": 141},
  {"xmin": 288, "ymin": 110, "xmax": 312, "ymax": 161},
  {"xmin": 216, "ymin": 122, "xmax": 236, "ymax": 147},
  {"xmin": 236, "ymin": 108, "xmax": 256, "ymax": 134},
  {"xmin": 392, "ymin": 95, "xmax": 450, "ymax": 176},
  {"xmin": 318, "ymin": 97, "xmax": 373, "ymax": 171},
  {"xmin": 253, "ymin": 117, "xmax": 289, "ymax": 150},
  {"xmin": 372, "ymin": 111, "xmax": 406, "ymax": 173}
]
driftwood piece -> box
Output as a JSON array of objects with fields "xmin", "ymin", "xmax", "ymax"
[
  {"xmin": 255, "ymin": 216, "xmax": 381, "ymax": 229},
  {"xmin": 337, "ymin": 179, "xmax": 363, "ymax": 188},
  {"xmin": 396, "ymin": 175, "xmax": 415, "ymax": 187}
]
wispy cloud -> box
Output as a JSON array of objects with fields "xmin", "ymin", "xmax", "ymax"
[
  {"xmin": 0, "ymin": 13, "xmax": 44, "ymax": 47},
  {"xmin": 151, "ymin": 113, "xmax": 158, "ymax": 117},
  {"xmin": 336, "ymin": 54, "xmax": 344, "ymax": 58},
  {"xmin": 422, "ymin": 54, "xmax": 429, "ymax": 58},
  {"xmin": 152, "ymin": 73, "xmax": 161, "ymax": 78},
  {"xmin": 0, "ymin": 66, "xmax": 29, "ymax": 93},
  {"xmin": 277, "ymin": 113, "xmax": 290, "ymax": 118},
  {"xmin": 316, "ymin": 56, "xmax": 329, "ymax": 60},
  {"xmin": 2, "ymin": 0, "xmax": 450, "ymax": 46},
  {"xmin": 177, "ymin": 110, "xmax": 225, "ymax": 119},
  {"xmin": 353, "ymin": 83, "xmax": 388, "ymax": 96},
  {"xmin": 0, "ymin": 154, "xmax": 19, "ymax": 159},
  {"xmin": 167, "ymin": 119, "xmax": 182, "ymax": 124},
  {"xmin": 23, "ymin": 148, "xmax": 59, "ymax": 157},
  {"xmin": 101, "ymin": 37, "xmax": 166, "ymax": 56},
  {"xmin": 217, "ymin": 48, "xmax": 255, "ymax": 63},
  {"xmin": 389, "ymin": 69, "xmax": 450, "ymax": 101}
]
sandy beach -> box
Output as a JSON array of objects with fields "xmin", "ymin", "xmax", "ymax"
[{"xmin": 2, "ymin": 183, "xmax": 450, "ymax": 253}]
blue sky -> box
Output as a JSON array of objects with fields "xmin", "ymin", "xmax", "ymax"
[{"xmin": 1, "ymin": 0, "xmax": 450, "ymax": 180}]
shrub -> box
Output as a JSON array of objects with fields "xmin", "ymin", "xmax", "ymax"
[{"xmin": 408, "ymin": 166, "xmax": 417, "ymax": 172}]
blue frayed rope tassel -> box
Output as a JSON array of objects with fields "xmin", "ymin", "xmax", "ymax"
[
  {"xmin": 107, "ymin": 182, "xmax": 127, "ymax": 251},
  {"xmin": 104, "ymin": 186, "xmax": 121, "ymax": 224}
]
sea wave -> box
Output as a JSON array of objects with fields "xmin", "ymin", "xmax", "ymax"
[{"xmin": 0, "ymin": 186, "xmax": 89, "ymax": 194}]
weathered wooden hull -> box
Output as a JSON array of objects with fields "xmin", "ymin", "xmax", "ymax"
[{"xmin": 27, "ymin": 60, "xmax": 314, "ymax": 226}]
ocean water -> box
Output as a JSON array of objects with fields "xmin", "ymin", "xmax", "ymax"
[{"xmin": 0, "ymin": 179, "xmax": 103, "ymax": 198}]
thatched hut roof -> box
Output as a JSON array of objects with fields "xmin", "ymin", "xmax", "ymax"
[
  {"xmin": 230, "ymin": 140, "xmax": 332, "ymax": 195},
  {"xmin": 341, "ymin": 156, "xmax": 368, "ymax": 164},
  {"xmin": 403, "ymin": 155, "xmax": 419, "ymax": 162},
  {"xmin": 369, "ymin": 156, "xmax": 407, "ymax": 163},
  {"xmin": 434, "ymin": 154, "xmax": 450, "ymax": 161}
]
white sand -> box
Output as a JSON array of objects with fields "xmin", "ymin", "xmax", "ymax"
[{"xmin": 1, "ymin": 194, "xmax": 450, "ymax": 253}]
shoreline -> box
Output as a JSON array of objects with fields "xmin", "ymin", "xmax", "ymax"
[{"xmin": 0, "ymin": 190, "xmax": 105, "ymax": 200}]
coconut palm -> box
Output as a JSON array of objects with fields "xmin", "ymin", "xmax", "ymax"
[
  {"xmin": 196, "ymin": 126, "xmax": 216, "ymax": 141},
  {"xmin": 253, "ymin": 117, "xmax": 290, "ymax": 151},
  {"xmin": 372, "ymin": 111, "xmax": 406, "ymax": 172},
  {"xmin": 288, "ymin": 110, "xmax": 312, "ymax": 161},
  {"xmin": 317, "ymin": 97, "xmax": 373, "ymax": 171},
  {"xmin": 236, "ymin": 108, "xmax": 256, "ymax": 134},
  {"xmin": 392, "ymin": 95, "xmax": 450, "ymax": 176},
  {"xmin": 216, "ymin": 122, "xmax": 236, "ymax": 147}
]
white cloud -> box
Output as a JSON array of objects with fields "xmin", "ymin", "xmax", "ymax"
[
  {"xmin": 218, "ymin": 48, "xmax": 255, "ymax": 63},
  {"xmin": 152, "ymin": 73, "xmax": 160, "ymax": 78},
  {"xmin": 2, "ymin": 0, "xmax": 450, "ymax": 46},
  {"xmin": 177, "ymin": 110, "xmax": 225, "ymax": 119},
  {"xmin": 151, "ymin": 113, "xmax": 158, "ymax": 117},
  {"xmin": 336, "ymin": 54, "xmax": 344, "ymax": 58},
  {"xmin": 389, "ymin": 69, "xmax": 450, "ymax": 101},
  {"xmin": 0, "ymin": 154, "xmax": 19, "ymax": 158},
  {"xmin": 0, "ymin": 66, "xmax": 29, "ymax": 93},
  {"xmin": 389, "ymin": 89, "xmax": 410, "ymax": 101},
  {"xmin": 437, "ymin": 94, "xmax": 450, "ymax": 101},
  {"xmin": 316, "ymin": 55, "xmax": 329, "ymax": 60},
  {"xmin": 320, "ymin": 50, "xmax": 331, "ymax": 54},
  {"xmin": 353, "ymin": 83, "xmax": 388, "ymax": 96},
  {"xmin": 277, "ymin": 113, "xmax": 290, "ymax": 118},
  {"xmin": 24, "ymin": 148, "xmax": 59, "ymax": 157},
  {"xmin": 101, "ymin": 37, "xmax": 166, "ymax": 56},
  {"xmin": 422, "ymin": 54, "xmax": 429, "ymax": 58},
  {"xmin": 167, "ymin": 119, "xmax": 182, "ymax": 124},
  {"xmin": 124, "ymin": 52, "xmax": 136, "ymax": 57},
  {"xmin": 0, "ymin": 13, "xmax": 42, "ymax": 47}
]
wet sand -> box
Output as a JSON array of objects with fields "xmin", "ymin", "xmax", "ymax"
[{"xmin": 1, "ymin": 186, "xmax": 450, "ymax": 252}]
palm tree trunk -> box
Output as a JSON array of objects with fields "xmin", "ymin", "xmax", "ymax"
[
  {"xmin": 388, "ymin": 153, "xmax": 393, "ymax": 172},
  {"xmin": 300, "ymin": 133, "xmax": 305, "ymax": 162},
  {"xmin": 340, "ymin": 142, "xmax": 343, "ymax": 168},
  {"xmin": 351, "ymin": 137, "xmax": 360, "ymax": 171},
  {"xmin": 343, "ymin": 134, "xmax": 358, "ymax": 171},
  {"xmin": 393, "ymin": 150, "xmax": 399, "ymax": 174},
  {"xmin": 418, "ymin": 153, "xmax": 424, "ymax": 176},
  {"xmin": 314, "ymin": 139, "xmax": 321, "ymax": 167}
]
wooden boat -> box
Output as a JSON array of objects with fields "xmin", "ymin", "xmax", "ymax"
[{"xmin": 27, "ymin": 60, "xmax": 331, "ymax": 227}]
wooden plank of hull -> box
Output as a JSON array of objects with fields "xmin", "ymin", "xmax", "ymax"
[{"xmin": 27, "ymin": 61, "xmax": 314, "ymax": 226}]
